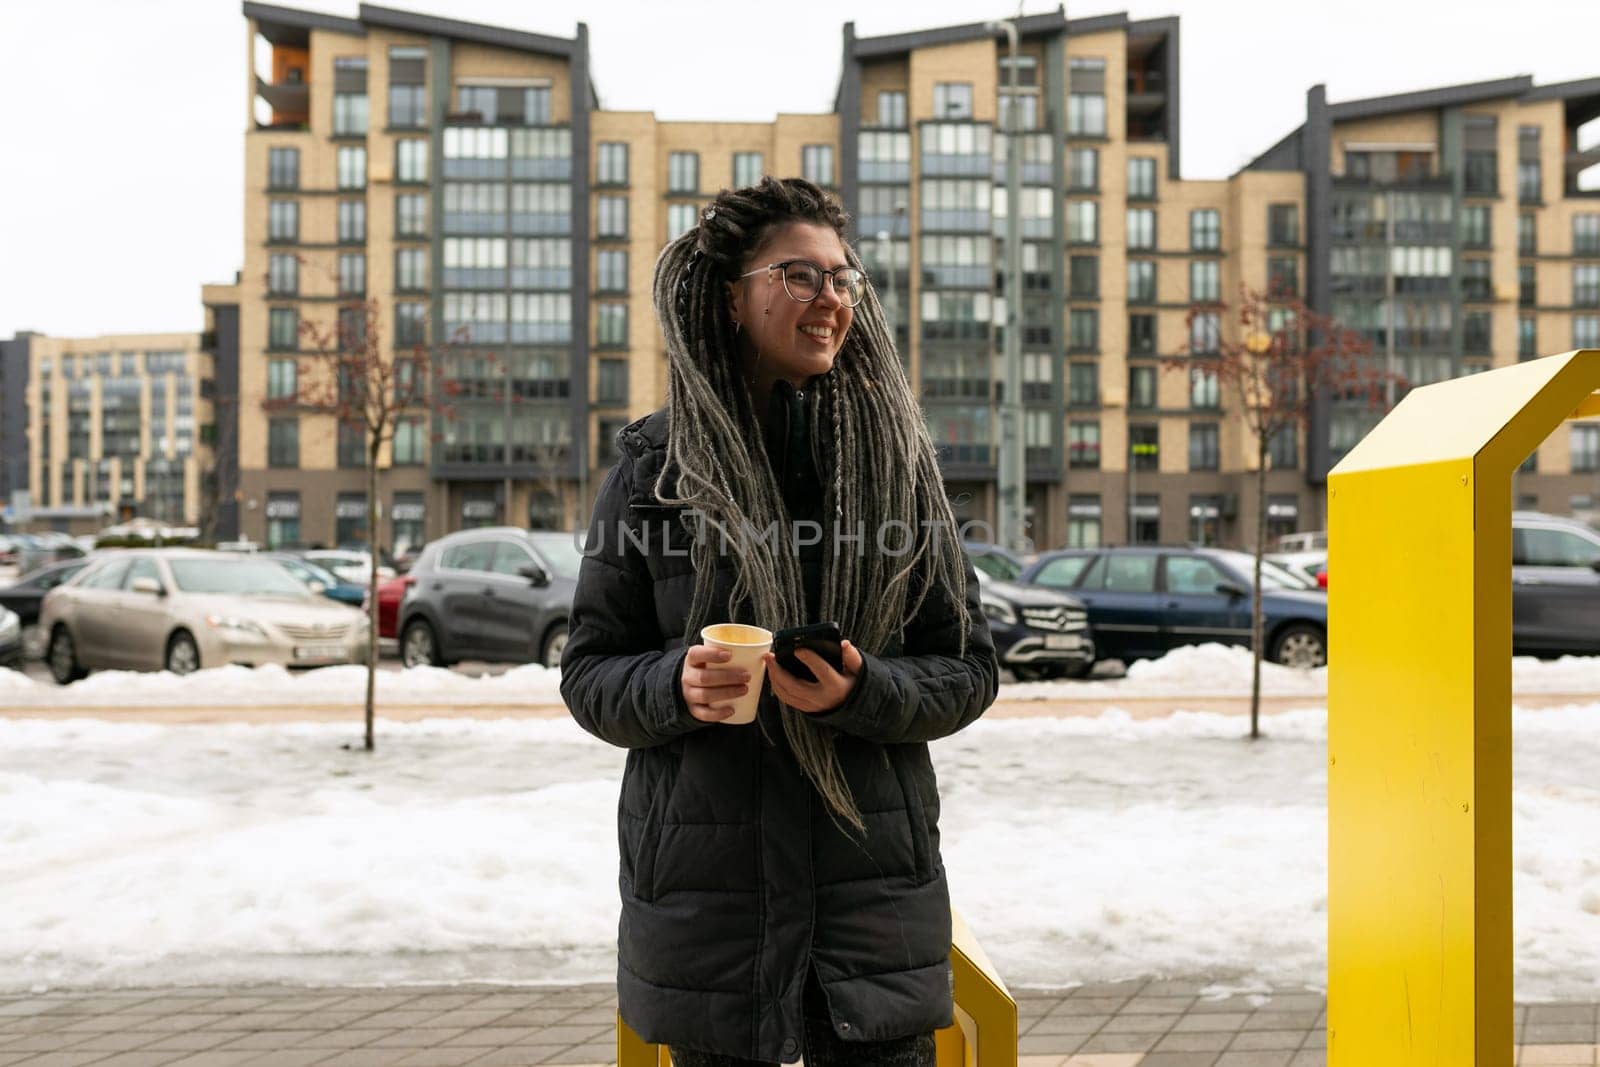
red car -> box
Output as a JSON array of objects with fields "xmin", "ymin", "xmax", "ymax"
[{"xmin": 374, "ymin": 574, "xmax": 415, "ymax": 640}]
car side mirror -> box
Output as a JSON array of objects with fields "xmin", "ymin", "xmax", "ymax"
[
  {"xmin": 1215, "ymin": 580, "xmax": 1249, "ymax": 598},
  {"xmin": 518, "ymin": 563, "xmax": 549, "ymax": 587},
  {"xmin": 131, "ymin": 577, "xmax": 165, "ymax": 597}
]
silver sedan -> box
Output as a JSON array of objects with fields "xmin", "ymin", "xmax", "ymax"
[{"xmin": 40, "ymin": 549, "xmax": 369, "ymax": 684}]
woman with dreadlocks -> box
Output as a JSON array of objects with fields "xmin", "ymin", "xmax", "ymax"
[{"xmin": 560, "ymin": 176, "xmax": 999, "ymax": 1067}]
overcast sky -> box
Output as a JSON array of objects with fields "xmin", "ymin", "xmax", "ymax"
[{"xmin": 0, "ymin": 0, "xmax": 1594, "ymax": 340}]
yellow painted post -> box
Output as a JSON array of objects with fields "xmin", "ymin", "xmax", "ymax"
[
  {"xmin": 1327, "ymin": 351, "xmax": 1600, "ymax": 1066},
  {"xmin": 617, "ymin": 908, "xmax": 1017, "ymax": 1066}
]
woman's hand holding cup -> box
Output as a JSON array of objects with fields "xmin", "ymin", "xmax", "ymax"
[{"xmin": 680, "ymin": 643, "xmax": 752, "ymax": 724}]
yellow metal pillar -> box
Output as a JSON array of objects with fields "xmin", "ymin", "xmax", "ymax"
[
  {"xmin": 618, "ymin": 908, "xmax": 1017, "ymax": 1066},
  {"xmin": 1327, "ymin": 351, "xmax": 1600, "ymax": 1065}
]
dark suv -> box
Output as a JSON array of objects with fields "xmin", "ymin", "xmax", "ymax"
[
  {"xmin": 1018, "ymin": 545, "xmax": 1329, "ymax": 669},
  {"xmin": 397, "ymin": 527, "xmax": 580, "ymax": 669}
]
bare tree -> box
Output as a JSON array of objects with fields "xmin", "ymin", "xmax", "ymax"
[
  {"xmin": 1165, "ymin": 283, "xmax": 1401, "ymax": 739},
  {"xmin": 264, "ymin": 288, "xmax": 457, "ymax": 752}
]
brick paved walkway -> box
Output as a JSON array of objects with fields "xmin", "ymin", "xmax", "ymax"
[{"xmin": 1, "ymin": 980, "xmax": 1597, "ymax": 1066}]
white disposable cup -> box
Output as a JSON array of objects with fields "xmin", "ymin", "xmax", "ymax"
[{"xmin": 698, "ymin": 623, "xmax": 773, "ymax": 725}]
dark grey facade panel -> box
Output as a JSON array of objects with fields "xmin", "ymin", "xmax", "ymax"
[
  {"xmin": 1154, "ymin": 17, "xmax": 1180, "ymax": 179},
  {"xmin": 569, "ymin": 21, "xmax": 592, "ymax": 484},
  {"xmin": 1245, "ymin": 127, "xmax": 1304, "ymax": 172},
  {"xmin": 850, "ymin": 7, "xmax": 1072, "ymax": 59},
  {"xmin": 1064, "ymin": 13, "xmax": 1132, "ymax": 35},
  {"xmin": 357, "ymin": 3, "xmax": 577, "ymax": 57},
  {"xmin": 1522, "ymin": 76, "xmax": 1600, "ymax": 101},
  {"xmin": 212, "ymin": 305, "xmax": 242, "ymax": 541},
  {"xmin": 1328, "ymin": 75, "xmax": 1533, "ymax": 122},
  {"xmin": 242, "ymin": 1, "xmax": 365, "ymax": 39},
  {"xmin": 1303, "ymin": 85, "xmax": 1333, "ymax": 492},
  {"xmin": 838, "ymin": 22, "xmax": 861, "ymax": 245},
  {"xmin": 0, "ymin": 335, "xmax": 31, "ymax": 506}
]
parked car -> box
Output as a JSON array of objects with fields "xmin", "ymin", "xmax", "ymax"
[
  {"xmin": 40, "ymin": 549, "xmax": 368, "ymax": 683},
  {"xmin": 976, "ymin": 569, "xmax": 1095, "ymax": 680},
  {"xmin": 266, "ymin": 553, "xmax": 365, "ymax": 607},
  {"xmin": 1266, "ymin": 550, "xmax": 1328, "ymax": 590},
  {"xmin": 397, "ymin": 528, "xmax": 579, "ymax": 669},
  {"xmin": 11, "ymin": 533, "xmax": 86, "ymax": 576},
  {"xmin": 0, "ymin": 606, "xmax": 22, "ymax": 668},
  {"xmin": 300, "ymin": 549, "xmax": 396, "ymax": 587},
  {"xmin": 1018, "ymin": 545, "xmax": 1330, "ymax": 669},
  {"xmin": 1276, "ymin": 531, "xmax": 1327, "ymax": 553},
  {"xmin": 374, "ymin": 573, "xmax": 415, "ymax": 641},
  {"xmin": 0, "ymin": 558, "xmax": 93, "ymax": 659},
  {"xmin": 1510, "ymin": 511, "xmax": 1600, "ymax": 656},
  {"xmin": 964, "ymin": 541, "xmax": 1027, "ymax": 582}
]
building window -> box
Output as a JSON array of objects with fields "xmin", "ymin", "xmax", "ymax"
[
  {"xmin": 456, "ymin": 86, "xmax": 498, "ymax": 124},
  {"xmin": 598, "ymin": 302, "xmax": 628, "ymax": 346},
  {"xmin": 332, "ymin": 59, "xmax": 368, "ymax": 135},
  {"xmin": 392, "ymin": 417, "xmax": 425, "ymax": 465},
  {"xmin": 1127, "ymin": 157, "xmax": 1156, "ymax": 200},
  {"xmin": 1190, "ymin": 367, "xmax": 1220, "ymax": 409},
  {"xmin": 1068, "ymin": 421, "xmax": 1100, "ymax": 469},
  {"xmin": 396, "ymin": 248, "xmax": 428, "ymax": 291},
  {"xmin": 1269, "ymin": 425, "xmax": 1298, "ymax": 469},
  {"xmin": 667, "ymin": 203, "xmax": 697, "ymax": 241},
  {"xmin": 337, "ymin": 146, "xmax": 366, "ymax": 190},
  {"xmin": 1571, "ymin": 425, "xmax": 1600, "ymax": 472},
  {"xmin": 1069, "ymin": 308, "xmax": 1098, "ymax": 352},
  {"xmin": 933, "ymin": 82, "xmax": 973, "ymax": 120},
  {"xmin": 1576, "ymin": 315, "xmax": 1600, "ymax": 349},
  {"xmin": 1068, "ymin": 148, "xmax": 1098, "ymax": 191},
  {"xmin": 1068, "ymin": 362, "xmax": 1098, "ymax": 407},
  {"xmin": 1575, "ymin": 215, "xmax": 1600, "ymax": 256},
  {"xmin": 266, "ymin": 492, "xmax": 301, "ymax": 549},
  {"xmin": 733, "ymin": 152, "xmax": 764, "ymax": 187},
  {"xmin": 268, "ymin": 200, "xmax": 298, "ymax": 242},
  {"xmin": 268, "ymin": 307, "xmax": 298, "ymax": 350},
  {"xmin": 1575, "ymin": 264, "xmax": 1600, "ymax": 307},
  {"xmin": 1127, "ymin": 208, "xmax": 1155, "ymax": 251},
  {"xmin": 877, "ymin": 90, "xmax": 907, "ymax": 128},
  {"xmin": 1128, "ymin": 260, "xmax": 1155, "ymax": 304},
  {"xmin": 597, "ymin": 249, "xmax": 627, "ymax": 293},
  {"xmin": 1129, "ymin": 422, "xmax": 1159, "ymax": 469},
  {"xmin": 1519, "ymin": 315, "xmax": 1536, "ymax": 359},
  {"xmin": 1129, "ymin": 314, "xmax": 1156, "ymax": 354},
  {"xmin": 1464, "ymin": 310, "xmax": 1492, "ymax": 355},
  {"xmin": 1268, "ymin": 256, "xmax": 1298, "ymax": 297},
  {"xmin": 1188, "ymin": 422, "xmax": 1219, "ymax": 471},
  {"xmin": 1129, "ymin": 366, "xmax": 1157, "ymax": 410},
  {"xmin": 1190, "ymin": 311, "xmax": 1220, "ymax": 354},
  {"xmin": 1190, "ymin": 260, "xmax": 1220, "ymax": 303},
  {"xmin": 1268, "ymin": 203, "xmax": 1298, "ymax": 246},
  {"xmin": 338, "ymin": 421, "xmax": 365, "ymax": 468},
  {"xmin": 1518, "ymin": 125, "xmax": 1541, "ymax": 203},
  {"xmin": 1462, "ymin": 259, "xmax": 1492, "ymax": 302},
  {"xmin": 597, "ymin": 358, "xmax": 628, "ymax": 405},
  {"xmin": 1190, "ymin": 209, "xmax": 1220, "ymax": 251},
  {"xmin": 338, "ymin": 200, "xmax": 366, "ymax": 243},
  {"xmin": 396, "ymin": 194, "xmax": 427, "ymax": 237},
  {"xmin": 802, "ymin": 144, "xmax": 834, "ymax": 186},
  {"xmin": 268, "ymin": 417, "xmax": 299, "ymax": 468},
  {"xmin": 1519, "ymin": 214, "xmax": 1537, "ymax": 256},
  {"xmin": 596, "ymin": 142, "xmax": 628, "ymax": 185},
  {"xmin": 598, "ymin": 195, "xmax": 628, "ymax": 238},
  {"xmin": 396, "ymin": 140, "xmax": 429, "ymax": 183},
  {"xmin": 1067, "ymin": 201, "xmax": 1098, "ymax": 244},
  {"xmin": 268, "ymin": 147, "xmax": 299, "ymax": 190},
  {"xmin": 1461, "ymin": 205, "xmax": 1491, "ymax": 248},
  {"xmin": 267, "ymin": 358, "xmax": 297, "ymax": 400},
  {"xmin": 1069, "ymin": 255, "xmax": 1098, "ymax": 299},
  {"xmin": 396, "ymin": 302, "xmax": 427, "ymax": 346},
  {"xmin": 1067, "ymin": 58, "xmax": 1106, "ymax": 136},
  {"xmin": 388, "ymin": 83, "xmax": 426, "ymax": 129},
  {"xmin": 338, "ymin": 253, "xmax": 366, "ymax": 296},
  {"xmin": 668, "ymin": 151, "xmax": 699, "ymax": 194},
  {"xmin": 524, "ymin": 86, "xmax": 552, "ymax": 124},
  {"xmin": 1067, "ymin": 495, "xmax": 1102, "ymax": 548},
  {"xmin": 1463, "ymin": 116, "xmax": 1499, "ymax": 195},
  {"xmin": 268, "ymin": 254, "xmax": 297, "ymax": 296}
]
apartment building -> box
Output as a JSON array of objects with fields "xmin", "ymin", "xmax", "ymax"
[
  {"xmin": 223, "ymin": 3, "xmax": 1600, "ymax": 551},
  {"xmin": 0, "ymin": 330, "xmax": 213, "ymax": 534}
]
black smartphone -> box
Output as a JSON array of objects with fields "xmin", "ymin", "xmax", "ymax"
[{"xmin": 771, "ymin": 621, "xmax": 845, "ymax": 683}]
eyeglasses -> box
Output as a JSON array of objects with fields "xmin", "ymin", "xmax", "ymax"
[{"xmin": 736, "ymin": 259, "xmax": 870, "ymax": 308}]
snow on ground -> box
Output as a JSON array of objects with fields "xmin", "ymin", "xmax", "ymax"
[
  {"xmin": 2, "ymin": 706, "xmax": 1598, "ymax": 999},
  {"xmin": 2, "ymin": 644, "xmax": 1597, "ymax": 707}
]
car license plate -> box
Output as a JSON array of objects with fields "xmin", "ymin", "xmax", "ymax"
[
  {"xmin": 295, "ymin": 644, "xmax": 347, "ymax": 662},
  {"xmin": 1044, "ymin": 633, "xmax": 1084, "ymax": 650}
]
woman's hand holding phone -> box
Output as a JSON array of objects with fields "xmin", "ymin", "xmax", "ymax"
[{"xmin": 764, "ymin": 639, "xmax": 864, "ymax": 714}]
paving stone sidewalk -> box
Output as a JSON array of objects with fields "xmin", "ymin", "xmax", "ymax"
[{"xmin": 2, "ymin": 980, "xmax": 1597, "ymax": 1067}]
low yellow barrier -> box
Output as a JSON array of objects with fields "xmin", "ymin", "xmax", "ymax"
[{"xmin": 617, "ymin": 907, "xmax": 1017, "ymax": 1066}]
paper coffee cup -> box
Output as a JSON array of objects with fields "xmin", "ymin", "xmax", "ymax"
[{"xmin": 699, "ymin": 623, "xmax": 772, "ymax": 725}]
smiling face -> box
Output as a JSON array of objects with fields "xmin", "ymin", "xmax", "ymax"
[{"xmin": 725, "ymin": 222, "xmax": 855, "ymax": 392}]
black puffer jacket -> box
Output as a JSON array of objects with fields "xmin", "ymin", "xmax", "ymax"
[{"xmin": 559, "ymin": 383, "xmax": 999, "ymax": 1063}]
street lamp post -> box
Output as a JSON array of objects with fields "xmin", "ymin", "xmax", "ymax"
[{"xmin": 987, "ymin": 17, "xmax": 1025, "ymax": 554}]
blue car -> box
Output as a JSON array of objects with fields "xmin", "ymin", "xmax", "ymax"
[
  {"xmin": 266, "ymin": 553, "xmax": 366, "ymax": 607},
  {"xmin": 1017, "ymin": 546, "xmax": 1328, "ymax": 669}
]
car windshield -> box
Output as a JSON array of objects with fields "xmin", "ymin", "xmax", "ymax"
[
  {"xmin": 1211, "ymin": 550, "xmax": 1311, "ymax": 591},
  {"xmin": 169, "ymin": 558, "xmax": 314, "ymax": 596},
  {"xmin": 278, "ymin": 557, "xmax": 338, "ymax": 586},
  {"xmin": 529, "ymin": 533, "xmax": 583, "ymax": 580}
]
